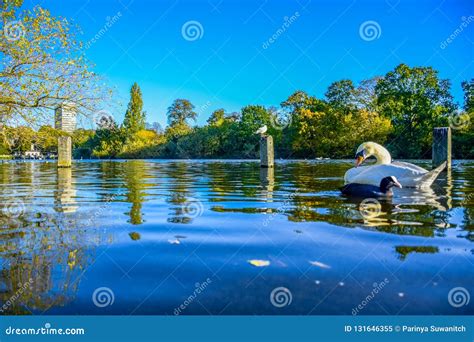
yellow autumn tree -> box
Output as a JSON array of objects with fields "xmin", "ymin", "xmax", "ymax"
[
  {"xmin": 0, "ymin": 0, "xmax": 110, "ymax": 126},
  {"xmin": 292, "ymin": 108, "xmax": 392, "ymax": 157}
]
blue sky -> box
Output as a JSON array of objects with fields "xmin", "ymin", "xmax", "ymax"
[{"xmin": 32, "ymin": 0, "xmax": 473, "ymax": 127}]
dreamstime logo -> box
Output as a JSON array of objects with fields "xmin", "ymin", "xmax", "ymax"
[
  {"xmin": 270, "ymin": 287, "xmax": 292, "ymax": 308},
  {"xmin": 182, "ymin": 198, "xmax": 204, "ymax": 218},
  {"xmin": 197, "ymin": 101, "xmax": 211, "ymax": 116},
  {"xmin": 84, "ymin": 12, "xmax": 122, "ymax": 50},
  {"xmin": 263, "ymin": 191, "xmax": 299, "ymax": 227},
  {"xmin": 448, "ymin": 112, "xmax": 470, "ymax": 130},
  {"xmin": 262, "ymin": 12, "xmax": 300, "ymax": 49},
  {"xmin": 359, "ymin": 20, "xmax": 382, "ymax": 41},
  {"xmin": 181, "ymin": 20, "xmax": 204, "ymax": 41},
  {"xmin": 0, "ymin": 278, "xmax": 34, "ymax": 313},
  {"xmin": 173, "ymin": 278, "xmax": 212, "ymax": 315},
  {"xmin": 269, "ymin": 108, "xmax": 292, "ymax": 130},
  {"xmin": 2, "ymin": 198, "xmax": 25, "ymax": 218},
  {"xmin": 440, "ymin": 16, "xmax": 474, "ymax": 49},
  {"xmin": 359, "ymin": 198, "xmax": 381, "ymax": 219},
  {"xmin": 94, "ymin": 110, "xmax": 115, "ymax": 129},
  {"xmin": 4, "ymin": 21, "xmax": 25, "ymax": 42},
  {"xmin": 352, "ymin": 278, "xmax": 389, "ymax": 315},
  {"xmin": 448, "ymin": 287, "xmax": 470, "ymax": 308},
  {"xmin": 92, "ymin": 287, "xmax": 115, "ymax": 308}
]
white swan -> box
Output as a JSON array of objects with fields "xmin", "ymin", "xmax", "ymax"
[{"xmin": 344, "ymin": 142, "xmax": 446, "ymax": 188}]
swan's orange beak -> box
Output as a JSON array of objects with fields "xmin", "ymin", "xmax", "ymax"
[{"xmin": 355, "ymin": 155, "xmax": 364, "ymax": 167}]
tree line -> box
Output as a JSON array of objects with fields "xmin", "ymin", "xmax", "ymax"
[{"xmin": 1, "ymin": 64, "xmax": 472, "ymax": 160}]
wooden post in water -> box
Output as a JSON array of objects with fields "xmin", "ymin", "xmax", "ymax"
[
  {"xmin": 260, "ymin": 136, "xmax": 274, "ymax": 168},
  {"xmin": 57, "ymin": 136, "xmax": 72, "ymax": 168},
  {"xmin": 432, "ymin": 127, "xmax": 451, "ymax": 171}
]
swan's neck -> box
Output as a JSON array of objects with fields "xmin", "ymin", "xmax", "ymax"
[{"xmin": 372, "ymin": 145, "xmax": 392, "ymax": 164}]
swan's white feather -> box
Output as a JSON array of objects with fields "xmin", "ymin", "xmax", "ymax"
[
  {"xmin": 345, "ymin": 162, "xmax": 445, "ymax": 188},
  {"xmin": 344, "ymin": 142, "xmax": 446, "ymax": 188},
  {"xmin": 391, "ymin": 161, "xmax": 428, "ymax": 173}
]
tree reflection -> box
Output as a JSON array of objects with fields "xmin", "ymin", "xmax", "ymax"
[
  {"xmin": 123, "ymin": 160, "xmax": 147, "ymax": 225},
  {"xmin": 165, "ymin": 162, "xmax": 195, "ymax": 224},
  {"xmin": 395, "ymin": 246, "xmax": 439, "ymax": 260},
  {"xmin": 0, "ymin": 163, "xmax": 100, "ymax": 314}
]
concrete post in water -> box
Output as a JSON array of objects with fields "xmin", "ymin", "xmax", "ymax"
[
  {"xmin": 260, "ymin": 136, "xmax": 274, "ymax": 168},
  {"xmin": 57, "ymin": 136, "xmax": 72, "ymax": 168},
  {"xmin": 432, "ymin": 127, "xmax": 451, "ymax": 171}
]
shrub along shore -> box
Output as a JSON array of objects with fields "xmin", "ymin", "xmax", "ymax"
[{"xmin": 1, "ymin": 65, "xmax": 472, "ymax": 160}]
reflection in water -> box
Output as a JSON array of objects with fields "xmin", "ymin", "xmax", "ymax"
[
  {"xmin": 124, "ymin": 161, "xmax": 147, "ymax": 225},
  {"xmin": 0, "ymin": 159, "xmax": 472, "ymax": 315},
  {"xmin": 395, "ymin": 246, "xmax": 439, "ymax": 260},
  {"xmin": 166, "ymin": 162, "xmax": 201, "ymax": 224},
  {"xmin": 54, "ymin": 168, "xmax": 78, "ymax": 213},
  {"xmin": 260, "ymin": 167, "xmax": 274, "ymax": 203},
  {"xmin": 0, "ymin": 162, "xmax": 100, "ymax": 314}
]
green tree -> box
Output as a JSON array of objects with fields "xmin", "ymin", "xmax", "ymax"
[
  {"xmin": 325, "ymin": 80, "xmax": 356, "ymax": 112},
  {"xmin": 6, "ymin": 126, "xmax": 36, "ymax": 153},
  {"xmin": 291, "ymin": 107, "xmax": 391, "ymax": 157},
  {"xmin": 240, "ymin": 105, "xmax": 270, "ymax": 135},
  {"xmin": 238, "ymin": 105, "xmax": 271, "ymax": 157},
  {"xmin": 461, "ymin": 79, "xmax": 474, "ymax": 112},
  {"xmin": 207, "ymin": 108, "xmax": 225, "ymax": 127},
  {"xmin": 353, "ymin": 77, "xmax": 381, "ymax": 112},
  {"xmin": 36, "ymin": 126, "xmax": 66, "ymax": 152},
  {"xmin": 0, "ymin": 1, "xmax": 108, "ymax": 125},
  {"xmin": 123, "ymin": 83, "xmax": 146, "ymax": 134},
  {"xmin": 375, "ymin": 64, "xmax": 455, "ymax": 158},
  {"xmin": 167, "ymin": 99, "xmax": 197, "ymax": 127},
  {"xmin": 72, "ymin": 128, "xmax": 96, "ymax": 158},
  {"xmin": 92, "ymin": 127, "xmax": 126, "ymax": 158},
  {"xmin": 281, "ymin": 90, "xmax": 327, "ymax": 113},
  {"xmin": 453, "ymin": 80, "xmax": 474, "ymax": 158}
]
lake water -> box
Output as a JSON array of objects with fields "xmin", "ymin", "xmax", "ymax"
[{"xmin": 0, "ymin": 159, "xmax": 472, "ymax": 315}]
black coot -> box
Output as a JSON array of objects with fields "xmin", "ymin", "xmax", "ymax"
[{"xmin": 340, "ymin": 176, "xmax": 402, "ymax": 197}]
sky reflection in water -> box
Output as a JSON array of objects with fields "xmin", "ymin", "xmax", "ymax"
[{"xmin": 0, "ymin": 159, "xmax": 472, "ymax": 315}]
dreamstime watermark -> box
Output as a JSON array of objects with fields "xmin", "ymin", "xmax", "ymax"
[
  {"xmin": 4, "ymin": 20, "xmax": 25, "ymax": 42},
  {"xmin": 92, "ymin": 287, "xmax": 115, "ymax": 308},
  {"xmin": 5, "ymin": 323, "xmax": 85, "ymax": 336},
  {"xmin": 269, "ymin": 108, "xmax": 292, "ymax": 130},
  {"xmin": 352, "ymin": 278, "xmax": 389, "ymax": 315},
  {"xmin": 2, "ymin": 197, "xmax": 25, "ymax": 219},
  {"xmin": 440, "ymin": 16, "xmax": 474, "ymax": 49},
  {"xmin": 181, "ymin": 20, "xmax": 204, "ymax": 41},
  {"xmin": 270, "ymin": 287, "xmax": 292, "ymax": 308},
  {"xmin": 263, "ymin": 191, "xmax": 301, "ymax": 227},
  {"xmin": 358, "ymin": 198, "xmax": 381, "ymax": 219},
  {"xmin": 448, "ymin": 111, "xmax": 470, "ymax": 130},
  {"xmin": 84, "ymin": 12, "xmax": 122, "ymax": 50},
  {"xmin": 262, "ymin": 12, "xmax": 300, "ymax": 49},
  {"xmin": 197, "ymin": 101, "xmax": 211, "ymax": 116},
  {"xmin": 182, "ymin": 197, "xmax": 204, "ymax": 218},
  {"xmin": 0, "ymin": 278, "xmax": 34, "ymax": 313},
  {"xmin": 84, "ymin": 193, "xmax": 120, "ymax": 228},
  {"xmin": 448, "ymin": 287, "xmax": 470, "ymax": 308},
  {"xmin": 93, "ymin": 110, "xmax": 115, "ymax": 129},
  {"xmin": 173, "ymin": 278, "xmax": 212, "ymax": 315},
  {"xmin": 359, "ymin": 20, "xmax": 382, "ymax": 41}
]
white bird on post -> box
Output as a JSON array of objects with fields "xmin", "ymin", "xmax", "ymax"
[{"xmin": 255, "ymin": 125, "xmax": 268, "ymax": 138}]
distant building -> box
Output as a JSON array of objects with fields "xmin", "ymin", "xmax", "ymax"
[
  {"xmin": 55, "ymin": 102, "xmax": 77, "ymax": 133},
  {"xmin": 14, "ymin": 144, "xmax": 43, "ymax": 159}
]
